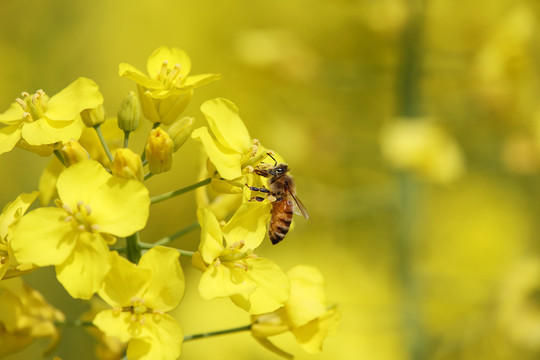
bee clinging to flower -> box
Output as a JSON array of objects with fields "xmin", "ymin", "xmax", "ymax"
[{"xmin": 247, "ymin": 153, "xmax": 309, "ymax": 244}]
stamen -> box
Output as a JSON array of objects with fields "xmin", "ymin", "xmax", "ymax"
[
  {"xmin": 85, "ymin": 204, "xmax": 92, "ymax": 215},
  {"xmin": 112, "ymin": 307, "xmax": 123, "ymax": 315},
  {"xmin": 213, "ymin": 258, "xmax": 221, "ymax": 267},
  {"xmin": 20, "ymin": 91, "xmax": 29, "ymax": 98},
  {"xmin": 77, "ymin": 224, "xmax": 86, "ymax": 232},
  {"xmin": 229, "ymin": 240, "xmax": 245, "ymax": 251},
  {"xmin": 90, "ymin": 224, "xmax": 100, "ymax": 232},
  {"xmin": 233, "ymin": 262, "xmax": 248, "ymax": 271},
  {"xmin": 64, "ymin": 216, "xmax": 73, "ymax": 222},
  {"xmin": 169, "ymin": 63, "xmax": 181, "ymax": 80},
  {"xmin": 158, "ymin": 61, "xmax": 169, "ymax": 80},
  {"xmin": 0, "ymin": 256, "xmax": 6, "ymax": 265},
  {"xmin": 22, "ymin": 112, "xmax": 32, "ymax": 121},
  {"xmin": 63, "ymin": 204, "xmax": 73, "ymax": 214},
  {"xmin": 15, "ymin": 98, "xmax": 27, "ymax": 110},
  {"xmin": 31, "ymin": 92, "xmax": 40, "ymax": 106}
]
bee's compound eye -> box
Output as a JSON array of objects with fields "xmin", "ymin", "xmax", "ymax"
[{"xmin": 275, "ymin": 167, "xmax": 284, "ymax": 174}]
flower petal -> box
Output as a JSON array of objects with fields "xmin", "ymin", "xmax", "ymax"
[
  {"xmin": 146, "ymin": 46, "xmax": 191, "ymax": 80},
  {"xmin": 93, "ymin": 310, "xmax": 132, "ymax": 342},
  {"xmin": 89, "ymin": 176, "xmax": 150, "ymax": 236},
  {"xmin": 181, "ymin": 73, "xmax": 221, "ymax": 89},
  {"xmin": 127, "ymin": 314, "xmax": 183, "ymax": 360},
  {"xmin": 291, "ymin": 308, "xmax": 340, "ymax": 354},
  {"xmin": 119, "ymin": 63, "xmax": 163, "ymax": 89},
  {"xmin": 45, "ymin": 77, "xmax": 104, "ymax": 121},
  {"xmin": 55, "ymin": 232, "xmax": 112, "ymax": 299},
  {"xmin": 38, "ymin": 158, "xmax": 64, "ymax": 206},
  {"xmin": 192, "ymin": 127, "xmax": 242, "ymax": 180},
  {"xmin": 98, "ymin": 251, "xmax": 150, "ymax": 307},
  {"xmin": 222, "ymin": 202, "xmax": 270, "ymax": 250},
  {"xmin": 21, "ymin": 118, "xmax": 84, "ymax": 146},
  {"xmin": 199, "ymin": 264, "xmax": 257, "ymax": 300},
  {"xmin": 57, "ymin": 160, "xmax": 110, "ymax": 208},
  {"xmin": 231, "ymin": 257, "xmax": 290, "ymax": 314},
  {"xmin": 201, "ymin": 98, "xmax": 252, "ymax": 154},
  {"xmin": 0, "ymin": 102, "xmax": 24, "ymax": 124},
  {"xmin": 0, "ymin": 124, "xmax": 21, "ymax": 155},
  {"xmin": 138, "ymin": 247, "xmax": 184, "ymax": 311},
  {"xmin": 10, "ymin": 208, "xmax": 76, "ymax": 266},
  {"xmin": 197, "ymin": 207, "xmax": 225, "ymax": 264},
  {"xmin": 285, "ymin": 265, "xmax": 327, "ymax": 327},
  {"xmin": 0, "ymin": 191, "xmax": 38, "ymax": 240}
]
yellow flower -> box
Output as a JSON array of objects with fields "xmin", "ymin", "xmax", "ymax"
[
  {"xmin": 0, "ymin": 277, "xmax": 64, "ymax": 357},
  {"xmin": 112, "ymin": 148, "xmax": 144, "ymax": 181},
  {"xmin": 93, "ymin": 247, "xmax": 185, "ymax": 360},
  {"xmin": 380, "ymin": 119, "xmax": 465, "ymax": 183},
  {"xmin": 192, "ymin": 98, "xmax": 263, "ymax": 181},
  {"xmin": 145, "ymin": 127, "xmax": 174, "ymax": 174},
  {"xmin": 0, "ymin": 77, "xmax": 104, "ymax": 156},
  {"xmin": 193, "ymin": 205, "xmax": 289, "ymax": 314},
  {"xmin": 251, "ymin": 265, "xmax": 339, "ymax": 359},
  {"xmin": 0, "ymin": 192, "xmax": 39, "ymax": 280},
  {"xmin": 82, "ymin": 297, "xmax": 128, "ymax": 360},
  {"xmin": 11, "ymin": 160, "xmax": 150, "ymax": 299},
  {"xmin": 119, "ymin": 46, "xmax": 220, "ymax": 125}
]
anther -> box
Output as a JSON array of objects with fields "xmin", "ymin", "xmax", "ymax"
[
  {"xmin": 31, "ymin": 93, "xmax": 40, "ymax": 106},
  {"xmin": 77, "ymin": 224, "xmax": 86, "ymax": 232},
  {"xmin": 158, "ymin": 61, "xmax": 169, "ymax": 80},
  {"xmin": 64, "ymin": 216, "xmax": 73, "ymax": 222},
  {"xmin": 20, "ymin": 91, "xmax": 29, "ymax": 98},
  {"xmin": 91, "ymin": 224, "xmax": 100, "ymax": 232},
  {"xmin": 85, "ymin": 204, "xmax": 92, "ymax": 215},
  {"xmin": 233, "ymin": 262, "xmax": 248, "ymax": 271},
  {"xmin": 15, "ymin": 98, "xmax": 27, "ymax": 110},
  {"xmin": 169, "ymin": 63, "xmax": 181, "ymax": 80},
  {"xmin": 213, "ymin": 258, "xmax": 221, "ymax": 267},
  {"xmin": 229, "ymin": 240, "xmax": 245, "ymax": 251},
  {"xmin": 22, "ymin": 112, "xmax": 32, "ymax": 121},
  {"xmin": 63, "ymin": 204, "xmax": 73, "ymax": 214}
]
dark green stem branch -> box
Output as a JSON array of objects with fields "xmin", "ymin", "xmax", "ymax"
[
  {"xmin": 94, "ymin": 124, "xmax": 114, "ymax": 163},
  {"xmin": 150, "ymin": 178, "xmax": 211, "ymax": 204},
  {"xmin": 126, "ymin": 232, "xmax": 141, "ymax": 264},
  {"xmin": 183, "ymin": 324, "xmax": 252, "ymax": 342}
]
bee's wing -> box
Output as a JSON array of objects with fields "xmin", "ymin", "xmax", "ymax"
[{"xmin": 287, "ymin": 189, "xmax": 310, "ymax": 220}]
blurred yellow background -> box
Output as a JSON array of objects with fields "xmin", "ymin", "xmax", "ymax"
[{"xmin": 3, "ymin": 0, "xmax": 540, "ymax": 359}]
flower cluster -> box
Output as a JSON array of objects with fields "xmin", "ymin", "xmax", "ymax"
[{"xmin": 0, "ymin": 46, "xmax": 338, "ymax": 359}]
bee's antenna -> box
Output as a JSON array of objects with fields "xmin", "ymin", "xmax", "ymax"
[{"xmin": 267, "ymin": 152, "xmax": 277, "ymax": 166}]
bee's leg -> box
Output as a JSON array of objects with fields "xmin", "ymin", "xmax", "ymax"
[
  {"xmin": 245, "ymin": 184, "xmax": 270, "ymax": 194},
  {"xmin": 249, "ymin": 196, "xmax": 266, "ymax": 202}
]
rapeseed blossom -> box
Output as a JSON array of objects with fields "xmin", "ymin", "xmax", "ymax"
[
  {"xmin": 1, "ymin": 45, "xmax": 332, "ymax": 359},
  {"xmin": 251, "ymin": 265, "xmax": 339, "ymax": 358},
  {"xmin": 0, "ymin": 192, "xmax": 38, "ymax": 280},
  {"xmin": 0, "ymin": 277, "xmax": 64, "ymax": 357},
  {"xmin": 11, "ymin": 160, "xmax": 149, "ymax": 299},
  {"xmin": 0, "ymin": 77, "xmax": 103, "ymax": 156},
  {"xmin": 93, "ymin": 247, "xmax": 185, "ymax": 360},
  {"xmin": 192, "ymin": 205, "xmax": 290, "ymax": 314}
]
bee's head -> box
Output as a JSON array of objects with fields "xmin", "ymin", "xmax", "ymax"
[{"xmin": 270, "ymin": 164, "xmax": 289, "ymax": 176}]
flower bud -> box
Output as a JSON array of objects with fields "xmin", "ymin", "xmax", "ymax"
[
  {"xmin": 145, "ymin": 127, "xmax": 174, "ymax": 174},
  {"xmin": 111, "ymin": 148, "xmax": 143, "ymax": 181},
  {"xmin": 117, "ymin": 91, "xmax": 141, "ymax": 132},
  {"xmin": 167, "ymin": 117, "xmax": 194, "ymax": 152},
  {"xmin": 81, "ymin": 104, "xmax": 106, "ymax": 127},
  {"xmin": 60, "ymin": 140, "xmax": 89, "ymax": 167}
]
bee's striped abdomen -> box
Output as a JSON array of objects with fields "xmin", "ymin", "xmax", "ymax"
[{"xmin": 269, "ymin": 198, "xmax": 294, "ymax": 244}]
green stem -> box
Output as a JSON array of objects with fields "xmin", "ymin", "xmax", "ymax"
[
  {"xmin": 124, "ymin": 130, "xmax": 130, "ymax": 148},
  {"xmin": 144, "ymin": 172, "xmax": 154, "ymax": 181},
  {"xmin": 183, "ymin": 324, "xmax": 252, "ymax": 342},
  {"xmin": 53, "ymin": 149, "xmax": 66, "ymax": 167},
  {"xmin": 126, "ymin": 232, "xmax": 141, "ymax": 263},
  {"xmin": 155, "ymin": 221, "xmax": 199, "ymax": 246},
  {"xmin": 139, "ymin": 242, "xmax": 195, "ymax": 257},
  {"xmin": 150, "ymin": 178, "xmax": 211, "ymax": 205},
  {"xmin": 55, "ymin": 320, "xmax": 95, "ymax": 328},
  {"xmin": 94, "ymin": 124, "xmax": 114, "ymax": 163}
]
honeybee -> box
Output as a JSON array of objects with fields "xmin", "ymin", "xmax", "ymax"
[{"xmin": 247, "ymin": 154, "xmax": 309, "ymax": 244}]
